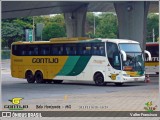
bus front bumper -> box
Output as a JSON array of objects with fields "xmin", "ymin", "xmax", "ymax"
[{"xmin": 122, "ymin": 76, "xmax": 145, "ymax": 83}]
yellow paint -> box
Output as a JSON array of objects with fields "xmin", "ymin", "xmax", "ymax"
[
  {"xmin": 111, "ymin": 74, "xmax": 118, "ymax": 80},
  {"xmin": 64, "ymin": 95, "xmax": 68, "ymax": 100},
  {"xmin": 145, "ymin": 62, "xmax": 159, "ymax": 66},
  {"xmin": 126, "ymin": 71, "xmax": 138, "ymax": 77},
  {"xmin": 9, "ymin": 98, "xmax": 23, "ymax": 105},
  {"xmin": 11, "ymin": 55, "xmax": 68, "ymax": 79}
]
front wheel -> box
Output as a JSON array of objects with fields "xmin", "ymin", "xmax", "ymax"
[
  {"xmin": 94, "ymin": 73, "xmax": 105, "ymax": 86},
  {"xmin": 35, "ymin": 71, "xmax": 45, "ymax": 83}
]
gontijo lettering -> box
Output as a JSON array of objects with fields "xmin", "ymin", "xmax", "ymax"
[{"xmin": 32, "ymin": 58, "xmax": 58, "ymax": 63}]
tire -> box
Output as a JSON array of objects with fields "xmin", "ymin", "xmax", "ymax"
[
  {"xmin": 115, "ymin": 83, "xmax": 123, "ymax": 86},
  {"xmin": 53, "ymin": 80, "xmax": 63, "ymax": 84},
  {"xmin": 94, "ymin": 73, "xmax": 105, "ymax": 86},
  {"xmin": 35, "ymin": 71, "xmax": 45, "ymax": 83},
  {"xmin": 26, "ymin": 71, "xmax": 35, "ymax": 83}
]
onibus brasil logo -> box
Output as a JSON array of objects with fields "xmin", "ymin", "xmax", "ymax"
[
  {"xmin": 144, "ymin": 101, "xmax": 157, "ymax": 112},
  {"xmin": 4, "ymin": 97, "xmax": 28, "ymax": 110}
]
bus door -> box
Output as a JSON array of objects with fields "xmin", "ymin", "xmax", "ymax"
[{"xmin": 106, "ymin": 42, "xmax": 121, "ymax": 81}]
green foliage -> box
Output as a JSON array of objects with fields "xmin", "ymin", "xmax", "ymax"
[
  {"xmin": 1, "ymin": 13, "xmax": 159, "ymax": 49},
  {"xmin": 147, "ymin": 13, "xmax": 159, "ymax": 42},
  {"xmin": 96, "ymin": 13, "xmax": 118, "ymax": 38},
  {"xmin": 2, "ymin": 17, "xmax": 33, "ymax": 48},
  {"xmin": 42, "ymin": 22, "xmax": 66, "ymax": 41},
  {"xmin": 86, "ymin": 13, "xmax": 118, "ymax": 38}
]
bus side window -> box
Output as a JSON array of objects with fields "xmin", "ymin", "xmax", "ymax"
[
  {"xmin": 52, "ymin": 45, "xmax": 64, "ymax": 55},
  {"xmin": 34, "ymin": 47, "xmax": 38, "ymax": 55},
  {"xmin": 84, "ymin": 44, "xmax": 91, "ymax": 55},
  {"xmin": 92, "ymin": 43, "xmax": 105, "ymax": 56},
  {"xmin": 40, "ymin": 45, "xmax": 50, "ymax": 55},
  {"xmin": 77, "ymin": 44, "xmax": 83, "ymax": 55}
]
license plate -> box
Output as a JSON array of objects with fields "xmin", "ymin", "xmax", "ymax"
[{"xmin": 134, "ymin": 78, "xmax": 138, "ymax": 81}]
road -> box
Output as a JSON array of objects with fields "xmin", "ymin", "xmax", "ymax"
[{"xmin": 1, "ymin": 59, "xmax": 159, "ymax": 111}]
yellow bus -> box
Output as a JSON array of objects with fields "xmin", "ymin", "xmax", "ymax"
[{"xmin": 11, "ymin": 38, "xmax": 151, "ymax": 86}]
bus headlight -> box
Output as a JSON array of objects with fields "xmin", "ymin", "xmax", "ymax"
[{"xmin": 123, "ymin": 74, "xmax": 130, "ymax": 77}]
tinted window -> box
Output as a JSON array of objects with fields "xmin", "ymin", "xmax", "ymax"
[
  {"xmin": 92, "ymin": 43, "xmax": 105, "ymax": 56},
  {"xmin": 12, "ymin": 42, "xmax": 105, "ymax": 56},
  {"xmin": 39, "ymin": 45, "xmax": 50, "ymax": 55},
  {"xmin": 64, "ymin": 44, "xmax": 77, "ymax": 55},
  {"xmin": 107, "ymin": 42, "xmax": 121, "ymax": 70},
  {"xmin": 119, "ymin": 43, "xmax": 141, "ymax": 52},
  {"xmin": 51, "ymin": 44, "xmax": 63, "ymax": 55},
  {"xmin": 146, "ymin": 46, "xmax": 159, "ymax": 57}
]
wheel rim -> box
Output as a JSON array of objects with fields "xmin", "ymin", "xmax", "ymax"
[{"xmin": 95, "ymin": 75, "xmax": 104, "ymax": 86}]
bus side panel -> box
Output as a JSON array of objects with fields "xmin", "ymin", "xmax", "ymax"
[{"xmin": 86, "ymin": 56, "xmax": 106, "ymax": 81}]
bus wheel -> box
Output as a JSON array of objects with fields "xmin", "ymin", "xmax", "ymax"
[
  {"xmin": 35, "ymin": 71, "xmax": 45, "ymax": 83},
  {"xmin": 115, "ymin": 83, "xmax": 123, "ymax": 86},
  {"xmin": 94, "ymin": 73, "xmax": 105, "ymax": 86},
  {"xmin": 26, "ymin": 71, "xmax": 35, "ymax": 83},
  {"xmin": 53, "ymin": 80, "xmax": 63, "ymax": 84}
]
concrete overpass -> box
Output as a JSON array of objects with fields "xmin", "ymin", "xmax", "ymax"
[{"xmin": 2, "ymin": 1, "xmax": 159, "ymax": 49}]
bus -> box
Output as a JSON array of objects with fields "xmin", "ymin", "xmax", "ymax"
[
  {"xmin": 145, "ymin": 42, "xmax": 159, "ymax": 74},
  {"xmin": 11, "ymin": 38, "xmax": 151, "ymax": 86}
]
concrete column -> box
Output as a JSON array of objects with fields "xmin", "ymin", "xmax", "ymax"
[
  {"xmin": 114, "ymin": 2, "xmax": 150, "ymax": 49},
  {"xmin": 64, "ymin": 4, "xmax": 88, "ymax": 37}
]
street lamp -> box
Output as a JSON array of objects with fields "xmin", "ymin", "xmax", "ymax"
[
  {"xmin": 93, "ymin": 13, "xmax": 96, "ymax": 35},
  {"xmin": 32, "ymin": 16, "xmax": 35, "ymax": 41}
]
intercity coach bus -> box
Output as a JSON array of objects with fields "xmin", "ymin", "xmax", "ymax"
[
  {"xmin": 145, "ymin": 42, "xmax": 159, "ymax": 74},
  {"xmin": 11, "ymin": 38, "xmax": 151, "ymax": 86}
]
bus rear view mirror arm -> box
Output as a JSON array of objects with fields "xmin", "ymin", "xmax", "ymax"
[
  {"xmin": 144, "ymin": 50, "xmax": 152, "ymax": 61},
  {"xmin": 120, "ymin": 50, "xmax": 126, "ymax": 61}
]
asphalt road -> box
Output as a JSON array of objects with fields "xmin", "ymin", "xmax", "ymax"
[{"xmin": 1, "ymin": 60, "xmax": 159, "ymax": 102}]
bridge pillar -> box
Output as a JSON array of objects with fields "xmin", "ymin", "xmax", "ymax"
[
  {"xmin": 64, "ymin": 5, "xmax": 88, "ymax": 37},
  {"xmin": 114, "ymin": 2, "xmax": 150, "ymax": 49}
]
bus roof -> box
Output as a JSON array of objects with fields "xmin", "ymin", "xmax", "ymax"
[{"xmin": 12, "ymin": 38, "xmax": 139, "ymax": 45}]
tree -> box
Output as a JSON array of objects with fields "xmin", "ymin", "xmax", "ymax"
[
  {"xmin": 2, "ymin": 18, "xmax": 32, "ymax": 48},
  {"xmin": 86, "ymin": 12, "xmax": 100, "ymax": 37},
  {"xmin": 95, "ymin": 13, "xmax": 118, "ymax": 38},
  {"xmin": 147, "ymin": 13, "xmax": 159, "ymax": 42},
  {"xmin": 42, "ymin": 22, "xmax": 66, "ymax": 41}
]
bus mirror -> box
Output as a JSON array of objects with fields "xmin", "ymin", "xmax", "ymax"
[
  {"xmin": 144, "ymin": 50, "xmax": 152, "ymax": 61},
  {"xmin": 120, "ymin": 50, "xmax": 126, "ymax": 61}
]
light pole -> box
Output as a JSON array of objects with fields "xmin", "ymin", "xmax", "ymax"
[
  {"xmin": 32, "ymin": 16, "xmax": 35, "ymax": 41},
  {"xmin": 152, "ymin": 28, "xmax": 155, "ymax": 42},
  {"xmin": 93, "ymin": 13, "xmax": 96, "ymax": 35}
]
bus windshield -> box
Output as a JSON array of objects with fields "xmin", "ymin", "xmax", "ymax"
[
  {"xmin": 119, "ymin": 43, "xmax": 141, "ymax": 52},
  {"xmin": 119, "ymin": 43, "xmax": 144, "ymax": 73}
]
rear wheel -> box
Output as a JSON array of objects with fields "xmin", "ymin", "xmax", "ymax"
[
  {"xmin": 53, "ymin": 80, "xmax": 63, "ymax": 84},
  {"xmin": 94, "ymin": 73, "xmax": 105, "ymax": 86},
  {"xmin": 26, "ymin": 71, "xmax": 35, "ymax": 83},
  {"xmin": 115, "ymin": 83, "xmax": 123, "ymax": 86},
  {"xmin": 35, "ymin": 71, "xmax": 45, "ymax": 83}
]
